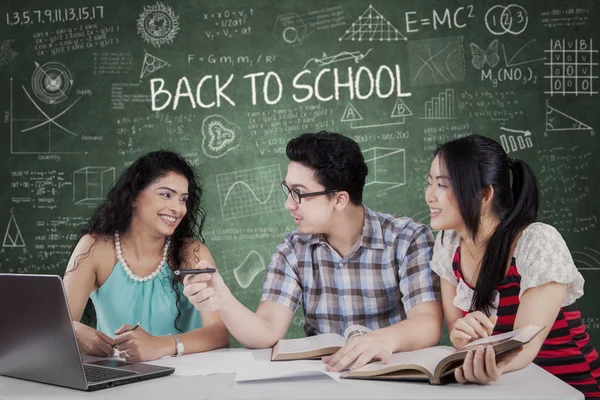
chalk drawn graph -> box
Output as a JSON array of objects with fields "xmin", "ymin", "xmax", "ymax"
[
  {"xmin": 409, "ymin": 37, "xmax": 465, "ymax": 86},
  {"xmin": 217, "ymin": 165, "xmax": 282, "ymax": 220},
  {"xmin": 503, "ymin": 39, "xmax": 545, "ymax": 67},
  {"xmin": 9, "ymin": 63, "xmax": 86, "ymax": 155}
]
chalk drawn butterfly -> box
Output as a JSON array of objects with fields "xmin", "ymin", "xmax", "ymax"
[{"xmin": 470, "ymin": 40, "xmax": 500, "ymax": 70}]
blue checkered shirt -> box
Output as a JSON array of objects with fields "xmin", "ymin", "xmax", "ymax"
[{"xmin": 260, "ymin": 207, "xmax": 441, "ymax": 336}]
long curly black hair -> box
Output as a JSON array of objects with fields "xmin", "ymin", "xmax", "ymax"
[{"xmin": 73, "ymin": 150, "xmax": 207, "ymax": 332}]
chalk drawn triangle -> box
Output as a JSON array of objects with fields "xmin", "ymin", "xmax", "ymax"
[
  {"xmin": 3, "ymin": 214, "xmax": 25, "ymax": 248},
  {"xmin": 341, "ymin": 102, "xmax": 363, "ymax": 122},
  {"xmin": 391, "ymin": 98, "xmax": 412, "ymax": 118},
  {"xmin": 546, "ymin": 103, "xmax": 592, "ymax": 131}
]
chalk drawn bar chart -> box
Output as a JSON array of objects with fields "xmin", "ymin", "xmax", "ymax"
[
  {"xmin": 421, "ymin": 89, "xmax": 455, "ymax": 119},
  {"xmin": 217, "ymin": 165, "xmax": 282, "ymax": 220}
]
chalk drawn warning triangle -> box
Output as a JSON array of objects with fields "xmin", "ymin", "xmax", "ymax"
[
  {"xmin": 391, "ymin": 98, "xmax": 413, "ymax": 118},
  {"xmin": 140, "ymin": 52, "xmax": 169, "ymax": 80},
  {"xmin": 546, "ymin": 102, "xmax": 592, "ymax": 131},
  {"xmin": 341, "ymin": 102, "xmax": 363, "ymax": 122},
  {"xmin": 3, "ymin": 213, "xmax": 25, "ymax": 248},
  {"xmin": 339, "ymin": 5, "xmax": 406, "ymax": 42}
]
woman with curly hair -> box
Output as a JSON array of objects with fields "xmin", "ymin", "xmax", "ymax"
[{"xmin": 63, "ymin": 150, "xmax": 229, "ymax": 362}]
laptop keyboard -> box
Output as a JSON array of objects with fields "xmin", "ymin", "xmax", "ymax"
[{"xmin": 84, "ymin": 365, "xmax": 136, "ymax": 383}]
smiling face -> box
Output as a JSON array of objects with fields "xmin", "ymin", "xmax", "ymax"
[
  {"xmin": 131, "ymin": 171, "xmax": 189, "ymax": 237},
  {"xmin": 425, "ymin": 155, "xmax": 465, "ymax": 232},
  {"xmin": 283, "ymin": 161, "xmax": 337, "ymax": 235}
]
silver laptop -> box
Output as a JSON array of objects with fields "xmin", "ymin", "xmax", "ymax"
[{"xmin": 0, "ymin": 273, "xmax": 175, "ymax": 391}]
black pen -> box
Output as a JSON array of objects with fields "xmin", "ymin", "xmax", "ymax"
[
  {"xmin": 174, "ymin": 268, "xmax": 217, "ymax": 276},
  {"xmin": 112, "ymin": 322, "xmax": 140, "ymax": 348}
]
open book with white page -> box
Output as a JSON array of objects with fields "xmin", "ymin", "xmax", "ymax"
[
  {"xmin": 271, "ymin": 325, "xmax": 372, "ymax": 361},
  {"xmin": 341, "ymin": 325, "xmax": 544, "ymax": 385}
]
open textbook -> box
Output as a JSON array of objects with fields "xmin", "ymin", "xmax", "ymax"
[
  {"xmin": 341, "ymin": 325, "xmax": 544, "ymax": 385},
  {"xmin": 271, "ymin": 325, "xmax": 372, "ymax": 361}
]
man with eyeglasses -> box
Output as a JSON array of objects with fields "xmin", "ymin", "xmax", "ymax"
[{"xmin": 183, "ymin": 131, "xmax": 442, "ymax": 372}]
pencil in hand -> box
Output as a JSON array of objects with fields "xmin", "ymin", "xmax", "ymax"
[{"xmin": 112, "ymin": 322, "xmax": 141, "ymax": 348}]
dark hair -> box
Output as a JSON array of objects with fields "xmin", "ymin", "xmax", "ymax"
[
  {"xmin": 286, "ymin": 131, "xmax": 368, "ymax": 205},
  {"xmin": 435, "ymin": 135, "xmax": 539, "ymax": 316},
  {"xmin": 73, "ymin": 150, "xmax": 206, "ymax": 332}
]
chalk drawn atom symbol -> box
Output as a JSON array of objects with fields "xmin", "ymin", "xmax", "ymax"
[{"xmin": 31, "ymin": 62, "xmax": 72, "ymax": 104}]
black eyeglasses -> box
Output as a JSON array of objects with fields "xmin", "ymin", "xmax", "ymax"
[{"xmin": 280, "ymin": 181, "xmax": 339, "ymax": 204}]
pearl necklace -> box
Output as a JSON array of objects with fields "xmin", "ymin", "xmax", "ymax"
[{"xmin": 114, "ymin": 232, "xmax": 170, "ymax": 282}]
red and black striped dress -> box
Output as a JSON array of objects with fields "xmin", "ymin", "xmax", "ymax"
[{"xmin": 453, "ymin": 248, "xmax": 600, "ymax": 397}]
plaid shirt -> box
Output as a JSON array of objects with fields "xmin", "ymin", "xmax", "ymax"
[{"xmin": 261, "ymin": 206, "xmax": 441, "ymax": 336}]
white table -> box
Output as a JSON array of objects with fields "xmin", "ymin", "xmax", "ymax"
[{"xmin": 0, "ymin": 349, "xmax": 584, "ymax": 400}]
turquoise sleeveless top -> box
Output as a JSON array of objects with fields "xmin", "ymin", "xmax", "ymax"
[{"xmin": 90, "ymin": 261, "xmax": 202, "ymax": 337}]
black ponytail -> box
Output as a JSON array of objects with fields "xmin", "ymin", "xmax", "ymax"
[
  {"xmin": 435, "ymin": 136, "xmax": 540, "ymax": 316},
  {"xmin": 473, "ymin": 159, "xmax": 539, "ymax": 315}
]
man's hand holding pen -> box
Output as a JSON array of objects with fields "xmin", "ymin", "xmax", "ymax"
[{"xmin": 183, "ymin": 260, "xmax": 231, "ymax": 312}]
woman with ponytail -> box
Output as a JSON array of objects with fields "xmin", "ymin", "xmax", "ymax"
[{"xmin": 426, "ymin": 135, "xmax": 599, "ymax": 396}]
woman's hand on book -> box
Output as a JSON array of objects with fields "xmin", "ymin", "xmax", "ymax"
[
  {"xmin": 455, "ymin": 344, "xmax": 522, "ymax": 384},
  {"xmin": 322, "ymin": 333, "xmax": 392, "ymax": 373},
  {"xmin": 450, "ymin": 312, "xmax": 498, "ymax": 349}
]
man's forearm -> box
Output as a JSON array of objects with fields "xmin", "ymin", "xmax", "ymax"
[{"xmin": 217, "ymin": 295, "xmax": 285, "ymax": 349}]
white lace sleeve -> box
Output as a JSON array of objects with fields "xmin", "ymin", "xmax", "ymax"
[
  {"xmin": 514, "ymin": 223, "xmax": 584, "ymax": 306},
  {"xmin": 430, "ymin": 230, "xmax": 460, "ymax": 285}
]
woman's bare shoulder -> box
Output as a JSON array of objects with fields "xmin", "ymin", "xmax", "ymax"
[{"xmin": 70, "ymin": 234, "xmax": 115, "ymax": 269}]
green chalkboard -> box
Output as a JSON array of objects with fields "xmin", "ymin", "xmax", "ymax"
[{"xmin": 1, "ymin": 0, "xmax": 599, "ymax": 347}]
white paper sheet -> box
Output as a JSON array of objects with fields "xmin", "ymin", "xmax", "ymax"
[
  {"xmin": 235, "ymin": 360, "xmax": 341, "ymax": 383},
  {"xmin": 146, "ymin": 349, "xmax": 255, "ymax": 376}
]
